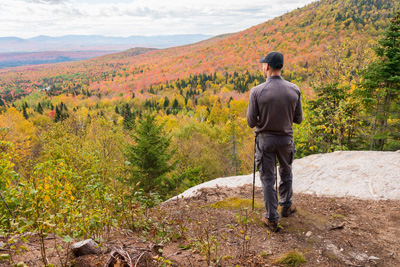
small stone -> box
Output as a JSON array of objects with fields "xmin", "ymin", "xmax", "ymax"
[
  {"xmin": 71, "ymin": 239, "xmax": 101, "ymax": 257},
  {"xmin": 326, "ymin": 243, "xmax": 341, "ymax": 255},
  {"xmin": 369, "ymin": 256, "xmax": 380, "ymax": 260},
  {"xmin": 306, "ymin": 231, "xmax": 312, "ymax": 237},
  {"xmin": 349, "ymin": 252, "xmax": 368, "ymax": 261}
]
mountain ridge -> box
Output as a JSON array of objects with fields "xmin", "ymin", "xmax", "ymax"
[{"xmin": 0, "ymin": 34, "xmax": 214, "ymax": 53}]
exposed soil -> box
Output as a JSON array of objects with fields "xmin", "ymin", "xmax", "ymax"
[{"xmin": 1, "ymin": 185, "xmax": 399, "ymax": 266}]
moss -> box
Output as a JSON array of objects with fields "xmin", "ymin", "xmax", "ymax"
[
  {"xmin": 323, "ymin": 251, "xmax": 341, "ymax": 262},
  {"xmin": 259, "ymin": 251, "xmax": 271, "ymax": 258},
  {"xmin": 210, "ymin": 197, "xmax": 263, "ymax": 210},
  {"xmin": 279, "ymin": 219, "xmax": 308, "ymax": 233},
  {"xmin": 305, "ymin": 238, "xmax": 317, "ymax": 244},
  {"xmin": 274, "ymin": 251, "xmax": 306, "ymax": 267},
  {"xmin": 297, "ymin": 208, "xmax": 328, "ymax": 228}
]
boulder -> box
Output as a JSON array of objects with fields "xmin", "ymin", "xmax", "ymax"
[
  {"xmin": 71, "ymin": 239, "xmax": 101, "ymax": 257},
  {"xmin": 168, "ymin": 151, "xmax": 400, "ymax": 201}
]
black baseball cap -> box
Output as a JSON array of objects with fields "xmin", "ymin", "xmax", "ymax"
[{"xmin": 259, "ymin": 51, "xmax": 284, "ymax": 69}]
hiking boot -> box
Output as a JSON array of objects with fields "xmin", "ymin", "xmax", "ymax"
[
  {"xmin": 281, "ymin": 204, "xmax": 297, "ymax": 217},
  {"xmin": 263, "ymin": 217, "xmax": 281, "ymax": 233}
]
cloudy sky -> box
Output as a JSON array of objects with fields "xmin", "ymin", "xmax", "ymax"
[{"xmin": 0, "ymin": 0, "xmax": 315, "ymax": 38}]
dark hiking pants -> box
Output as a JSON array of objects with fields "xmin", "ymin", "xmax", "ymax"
[{"xmin": 255, "ymin": 135, "xmax": 296, "ymax": 222}]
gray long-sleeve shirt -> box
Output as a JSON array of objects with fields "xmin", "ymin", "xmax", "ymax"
[{"xmin": 247, "ymin": 75, "xmax": 303, "ymax": 136}]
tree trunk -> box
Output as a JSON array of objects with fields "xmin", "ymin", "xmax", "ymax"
[{"xmin": 371, "ymin": 93, "xmax": 380, "ymax": 150}]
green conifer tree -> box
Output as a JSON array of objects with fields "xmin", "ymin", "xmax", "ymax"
[
  {"xmin": 172, "ymin": 99, "xmax": 179, "ymax": 109},
  {"xmin": 163, "ymin": 96, "xmax": 170, "ymax": 109},
  {"xmin": 360, "ymin": 10, "xmax": 400, "ymax": 150},
  {"xmin": 22, "ymin": 106, "xmax": 29, "ymax": 120},
  {"xmin": 125, "ymin": 113, "xmax": 175, "ymax": 196},
  {"xmin": 37, "ymin": 103, "xmax": 43, "ymax": 114},
  {"xmin": 123, "ymin": 104, "xmax": 135, "ymax": 130},
  {"xmin": 54, "ymin": 106, "xmax": 61, "ymax": 122}
]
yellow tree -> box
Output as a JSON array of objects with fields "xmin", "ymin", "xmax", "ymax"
[
  {"xmin": 0, "ymin": 107, "xmax": 36, "ymax": 171},
  {"xmin": 195, "ymin": 105, "xmax": 209, "ymax": 122},
  {"xmin": 208, "ymin": 99, "xmax": 229, "ymax": 125}
]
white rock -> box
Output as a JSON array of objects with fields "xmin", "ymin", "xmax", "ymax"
[
  {"xmin": 350, "ymin": 252, "xmax": 368, "ymax": 261},
  {"xmin": 306, "ymin": 231, "xmax": 312, "ymax": 237},
  {"xmin": 168, "ymin": 151, "xmax": 400, "ymax": 201},
  {"xmin": 369, "ymin": 256, "xmax": 380, "ymax": 260},
  {"xmin": 292, "ymin": 151, "xmax": 400, "ymax": 200},
  {"xmin": 326, "ymin": 243, "xmax": 341, "ymax": 255}
]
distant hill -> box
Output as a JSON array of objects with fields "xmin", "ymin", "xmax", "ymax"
[
  {"xmin": 0, "ymin": 34, "xmax": 214, "ymax": 53},
  {"xmin": 0, "ymin": 51, "xmax": 120, "ymax": 68}
]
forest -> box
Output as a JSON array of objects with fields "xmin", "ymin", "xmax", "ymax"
[{"xmin": 0, "ymin": 0, "xmax": 399, "ymax": 266}]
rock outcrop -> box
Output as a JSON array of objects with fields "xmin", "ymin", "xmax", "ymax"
[{"xmin": 170, "ymin": 151, "xmax": 400, "ymax": 201}]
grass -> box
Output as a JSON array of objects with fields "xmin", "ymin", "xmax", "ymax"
[
  {"xmin": 259, "ymin": 251, "xmax": 271, "ymax": 258},
  {"xmin": 274, "ymin": 250, "xmax": 306, "ymax": 267},
  {"xmin": 332, "ymin": 214, "xmax": 344, "ymax": 219}
]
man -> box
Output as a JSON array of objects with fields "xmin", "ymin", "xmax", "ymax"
[{"xmin": 247, "ymin": 51, "xmax": 303, "ymax": 232}]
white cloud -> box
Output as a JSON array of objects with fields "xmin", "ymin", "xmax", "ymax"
[
  {"xmin": 24, "ymin": 0, "xmax": 69, "ymax": 4},
  {"xmin": 0, "ymin": 0, "xmax": 315, "ymax": 38}
]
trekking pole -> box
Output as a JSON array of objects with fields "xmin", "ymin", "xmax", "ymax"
[
  {"xmin": 252, "ymin": 135, "xmax": 256, "ymax": 211},
  {"xmin": 0, "ymin": 190, "xmax": 14, "ymax": 221},
  {"xmin": 275, "ymin": 156, "xmax": 278, "ymax": 200}
]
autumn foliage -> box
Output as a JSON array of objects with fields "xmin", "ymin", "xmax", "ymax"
[{"xmin": 0, "ymin": 1, "xmax": 399, "ymax": 265}]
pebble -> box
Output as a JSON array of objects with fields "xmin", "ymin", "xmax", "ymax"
[
  {"xmin": 369, "ymin": 256, "xmax": 380, "ymax": 260},
  {"xmin": 306, "ymin": 231, "xmax": 312, "ymax": 237}
]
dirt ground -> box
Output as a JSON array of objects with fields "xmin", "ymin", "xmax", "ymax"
[{"xmin": 1, "ymin": 185, "xmax": 399, "ymax": 266}]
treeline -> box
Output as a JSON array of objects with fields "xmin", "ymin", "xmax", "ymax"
[{"xmin": 0, "ymin": 0, "xmax": 397, "ymax": 105}]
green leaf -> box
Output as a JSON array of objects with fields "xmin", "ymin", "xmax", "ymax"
[
  {"xmin": 0, "ymin": 254, "xmax": 10, "ymax": 260},
  {"xmin": 30, "ymin": 189, "xmax": 38, "ymax": 195},
  {"xmin": 63, "ymin": 235, "xmax": 73, "ymax": 243}
]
